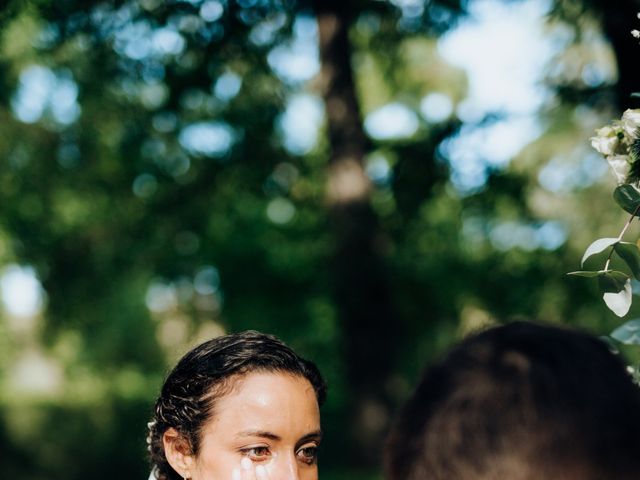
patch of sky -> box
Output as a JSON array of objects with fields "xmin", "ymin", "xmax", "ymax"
[
  {"xmin": 194, "ymin": 266, "xmax": 220, "ymax": 295},
  {"xmin": 113, "ymin": 20, "xmax": 153, "ymax": 60},
  {"xmin": 277, "ymin": 93, "xmax": 324, "ymax": 155},
  {"xmin": 91, "ymin": 3, "xmax": 136, "ymax": 38},
  {"xmin": 140, "ymin": 81, "xmax": 170, "ymax": 109},
  {"xmin": 366, "ymin": 153, "xmax": 393, "ymax": 186},
  {"xmin": 213, "ymin": 71, "xmax": 242, "ymax": 101},
  {"xmin": 437, "ymin": 0, "xmax": 560, "ymax": 194},
  {"xmin": 200, "ymin": 0, "xmax": 225, "ymax": 22},
  {"xmin": 538, "ymin": 150, "xmax": 607, "ymax": 193},
  {"xmin": 488, "ymin": 220, "xmax": 567, "ymax": 251},
  {"xmin": 153, "ymin": 27, "xmax": 186, "ymax": 55},
  {"xmin": 113, "ymin": 20, "xmax": 186, "ymax": 61},
  {"xmin": 440, "ymin": 0, "xmax": 555, "ymax": 117},
  {"xmin": 364, "ymin": 103, "xmax": 420, "ymax": 140},
  {"xmin": 145, "ymin": 280, "xmax": 177, "ymax": 313},
  {"xmin": 179, "ymin": 121, "xmax": 236, "ymax": 157},
  {"xmin": 11, "ymin": 65, "xmax": 80, "ymax": 126},
  {"xmin": 420, "ymin": 92, "xmax": 454, "ymax": 123},
  {"xmin": 250, "ymin": 11, "xmax": 287, "ymax": 46},
  {"xmin": 439, "ymin": 116, "xmax": 543, "ymax": 194},
  {"xmin": 390, "ymin": 0, "xmax": 425, "ymax": 30},
  {"xmin": 0, "ymin": 265, "xmax": 45, "ymax": 318},
  {"xmin": 267, "ymin": 15, "xmax": 319, "ymax": 84}
]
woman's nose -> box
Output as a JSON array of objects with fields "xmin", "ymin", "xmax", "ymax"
[{"xmin": 271, "ymin": 455, "xmax": 299, "ymax": 480}]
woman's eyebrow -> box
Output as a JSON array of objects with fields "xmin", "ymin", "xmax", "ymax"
[
  {"xmin": 296, "ymin": 430, "xmax": 323, "ymax": 445},
  {"xmin": 236, "ymin": 430, "xmax": 281, "ymax": 440}
]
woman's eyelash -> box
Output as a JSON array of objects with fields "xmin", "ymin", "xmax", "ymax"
[
  {"xmin": 240, "ymin": 446, "xmax": 271, "ymax": 459},
  {"xmin": 296, "ymin": 445, "xmax": 318, "ymax": 464}
]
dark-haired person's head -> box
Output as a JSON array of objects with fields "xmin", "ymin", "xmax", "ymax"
[
  {"xmin": 385, "ymin": 321, "xmax": 640, "ymax": 480},
  {"xmin": 148, "ymin": 330, "xmax": 326, "ymax": 480}
]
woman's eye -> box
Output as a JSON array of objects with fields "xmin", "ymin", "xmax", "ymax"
[
  {"xmin": 296, "ymin": 445, "xmax": 318, "ymax": 465},
  {"xmin": 241, "ymin": 446, "xmax": 271, "ymax": 461}
]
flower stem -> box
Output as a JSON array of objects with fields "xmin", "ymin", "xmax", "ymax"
[{"xmin": 604, "ymin": 204, "xmax": 640, "ymax": 271}]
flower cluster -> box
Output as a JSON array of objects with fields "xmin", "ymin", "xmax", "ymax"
[
  {"xmin": 572, "ymin": 109, "xmax": 640, "ymax": 319},
  {"xmin": 569, "ymin": 14, "xmax": 640, "ymax": 360},
  {"xmin": 590, "ymin": 109, "xmax": 640, "ymax": 184}
]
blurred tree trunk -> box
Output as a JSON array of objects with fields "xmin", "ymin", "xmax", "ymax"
[
  {"xmin": 313, "ymin": 0, "xmax": 396, "ymax": 467},
  {"xmin": 596, "ymin": 0, "xmax": 640, "ymax": 109}
]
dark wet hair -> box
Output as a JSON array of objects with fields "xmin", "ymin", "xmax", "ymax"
[
  {"xmin": 148, "ymin": 330, "xmax": 326, "ymax": 480},
  {"xmin": 385, "ymin": 321, "xmax": 640, "ymax": 480}
]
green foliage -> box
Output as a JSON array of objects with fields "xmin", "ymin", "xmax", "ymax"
[
  {"xmin": 614, "ymin": 184, "xmax": 640, "ymax": 214},
  {"xmin": 613, "ymin": 242, "xmax": 640, "ymax": 279},
  {"xmin": 579, "ymin": 237, "xmax": 620, "ymax": 266},
  {"xmin": 0, "ymin": 0, "xmax": 636, "ymax": 479}
]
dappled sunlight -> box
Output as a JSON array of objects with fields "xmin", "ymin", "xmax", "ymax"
[
  {"xmin": 420, "ymin": 92, "xmax": 454, "ymax": 123},
  {"xmin": 364, "ymin": 102, "xmax": 420, "ymax": 140},
  {"xmin": 11, "ymin": 66, "xmax": 80, "ymax": 126},
  {"xmin": 0, "ymin": 264, "xmax": 45, "ymax": 320},
  {"xmin": 440, "ymin": 0, "xmax": 556, "ymax": 117},
  {"xmin": 462, "ymin": 217, "xmax": 568, "ymax": 251},
  {"xmin": 365, "ymin": 153, "xmax": 393, "ymax": 186},
  {"xmin": 538, "ymin": 151, "xmax": 608, "ymax": 193},
  {"xmin": 268, "ymin": 15, "xmax": 319, "ymax": 84},
  {"xmin": 179, "ymin": 121, "xmax": 237, "ymax": 158},
  {"xmin": 145, "ymin": 266, "xmax": 224, "ymax": 356},
  {"xmin": 213, "ymin": 71, "xmax": 243, "ymax": 101},
  {"xmin": 8, "ymin": 349, "xmax": 63, "ymax": 397},
  {"xmin": 266, "ymin": 197, "xmax": 297, "ymax": 225},
  {"xmin": 440, "ymin": 116, "xmax": 544, "ymax": 193},
  {"xmin": 277, "ymin": 94, "xmax": 324, "ymax": 155}
]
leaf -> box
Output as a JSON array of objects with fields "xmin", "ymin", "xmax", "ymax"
[
  {"xmin": 614, "ymin": 242, "xmax": 640, "ymax": 280},
  {"xmin": 599, "ymin": 271, "xmax": 632, "ymax": 317},
  {"xmin": 567, "ymin": 271, "xmax": 601, "ymax": 277},
  {"xmin": 580, "ymin": 238, "xmax": 619, "ymax": 267},
  {"xmin": 613, "ymin": 184, "xmax": 640, "ymax": 215},
  {"xmin": 632, "ymin": 93, "xmax": 640, "ymax": 98},
  {"xmin": 611, "ymin": 319, "xmax": 640, "ymax": 345}
]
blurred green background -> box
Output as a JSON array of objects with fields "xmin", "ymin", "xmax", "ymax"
[{"xmin": 1, "ymin": 0, "xmax": 639, "ymax": 478}]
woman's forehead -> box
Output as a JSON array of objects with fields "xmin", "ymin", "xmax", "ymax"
[{"xmin": 202, "ymin": 372, "xmax": 320, "ymax": 438}]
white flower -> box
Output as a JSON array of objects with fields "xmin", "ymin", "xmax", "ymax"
[
  {"xmin": 590, "ymin": 126, "xmax": 619, "ymax": 156},
  {"xmin": 606, "ymin": 154, "xmax": 632, "ymax": 184},
  {"xmin": 621, "ymin": 109, "xmax": 640, "ymax": 138},
  {"xmin": 632, "ymin": 29, "xmax": 640, "ymax": 38}
]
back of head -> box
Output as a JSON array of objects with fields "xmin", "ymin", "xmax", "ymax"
[{"xmin": 385, "ymin": 321, "xmax": 640, "ymax": 480}]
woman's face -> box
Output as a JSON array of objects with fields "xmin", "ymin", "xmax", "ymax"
[{"xmin": 186, "ymin": 372, "xmax": 321, "ymax": 480}]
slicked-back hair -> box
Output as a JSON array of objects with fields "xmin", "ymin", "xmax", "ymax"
[
  {"xmin": 148, "ymin": 330, "xmax": 326, "ymax": 480},
  {"xmin": 385, "ymin": 321, "xmax": 640, "ymax": 480}
]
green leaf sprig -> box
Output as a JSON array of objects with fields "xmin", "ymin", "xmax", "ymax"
[
  {"xmin": 571, "ymin": 103, "xmax": 640, "ymax": 318},
  {"xmin": 569, "ymin": 183, "xmax": 640, "ymax": 317}
]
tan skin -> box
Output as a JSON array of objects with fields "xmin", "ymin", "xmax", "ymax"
[{"xmin": 164, "ymin": 372, "xmax": 321, "ymax": 480}]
